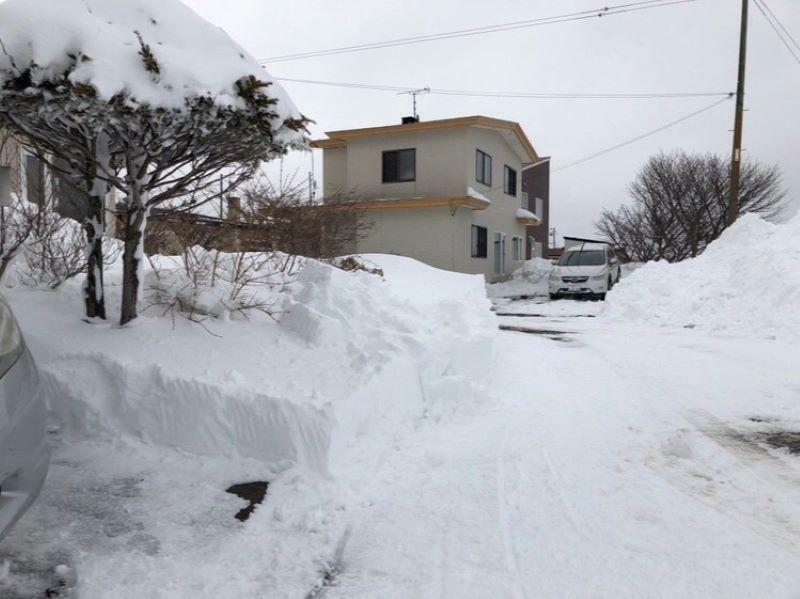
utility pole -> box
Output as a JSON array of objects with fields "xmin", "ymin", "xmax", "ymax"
[{"xmin": 727, "ymin": 0, "xmax": 749, "ymax": 227}]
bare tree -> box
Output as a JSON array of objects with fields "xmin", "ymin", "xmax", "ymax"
[
  {"xmin": 237, "ymin": 172, "xmax": 370, "ymax": 260},
  {"xmin": 597, "ymin": 152, "xmax": 788, "ymax": 262}
]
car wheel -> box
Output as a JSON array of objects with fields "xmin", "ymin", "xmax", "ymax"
[
  {"xmin": 549, "ymin": 293, "xmax": 559, "ymax": 301},
  {"xmin": 607, "ymin": 275, "xmax": 613, "ymax": 290}
]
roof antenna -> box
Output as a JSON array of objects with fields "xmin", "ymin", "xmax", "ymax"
[{"xmin": 398, "ymin": 87, "xmax": 430, "ymax": 122}]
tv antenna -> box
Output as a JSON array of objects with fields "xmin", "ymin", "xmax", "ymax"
[{"xmin": 398, "ymin": 87, "xmax": 430, "ymax": 120}]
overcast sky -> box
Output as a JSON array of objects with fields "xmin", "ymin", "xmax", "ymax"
[{"xmin": 186, "ymin": 0, "xmax": 799, "ymax": 241}]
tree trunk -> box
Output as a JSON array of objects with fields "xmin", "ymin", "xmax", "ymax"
[
  {"xmin": 0, "ymin": 254, "xmax": 13, "ymax": 282},
  {"xmin": 82, "ymin": 200, "xmax": 106, "ymax": 319},
  {"xmin": 82, "ymin": 136, "xmax": 112, "ymax": 320},
  {"xmin": 120, "ymin": 204, "xmax": 147, "ymax": 326}
]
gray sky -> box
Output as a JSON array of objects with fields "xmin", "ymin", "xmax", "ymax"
[{"xmin": 186, "ymin": 0, "xmax": 799, "ymax": 241}]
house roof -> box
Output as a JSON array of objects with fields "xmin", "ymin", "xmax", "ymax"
[
  {"xmin": 563, "ymin": 236, "xmax": 611, "ymax": 245},
  {"xmin": 311, "ymin": 116, "xmax": 541, "ymax": 164}
]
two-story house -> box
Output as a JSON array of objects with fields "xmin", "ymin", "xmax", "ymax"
[{"xmin": 312, "ymin": 115, "xmax": 546, "ymax": 281}]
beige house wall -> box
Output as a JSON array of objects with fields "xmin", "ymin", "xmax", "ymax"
[
  {"xmin": 323, "ymin": 123, "xmax": 532, "ymax": 281},
  {"xmin": 0, "ymin": 131, "xmax": 22, "ymax": 193},
  {"xmin": 323, "ymin": 147, "xmax": 348, "ymax": 198},
  {"xmin": 0, "ymin": 129, "xmax": 117, "ymax": 236}
]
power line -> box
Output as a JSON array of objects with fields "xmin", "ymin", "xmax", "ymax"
[
  {"xmin": 552, "ymin": 95, "xmax": 733, "ymax": 172},
  {"xmin": 274, "ymin": 76, "xmax": 733, "ymax": 100},
  {"xmin": 753, "ymin": 0, "xmax": 800, "ymax": 66},
  {"xmin": 756, "ymin": 0, "xmax": 800, "ymax": 53},
  {"xmin": 260, "ymin": 0, "xmax": 696, "ymax": 63}
]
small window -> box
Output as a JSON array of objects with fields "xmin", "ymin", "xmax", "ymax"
[
  {"xmin": 475, "ymin": 149, "xmax": 492, "ymax": 186},
  {"xmin": 24, "ymin": 153, "xmax": 45, "ymax": 205},
  {"xmin": 504, "ymin": 166, "xmax": 517, "ymax": 196},
  {"xmin": 383, "ymin": 149, "xmax": 416, "ymax": 183},
  {"xmin": 512, "ymin": 236, "xmax": 523, "ymax": 261},
  {"xmin": 471, "ymin": 225, "xmax": 488, "ymax": 258}
]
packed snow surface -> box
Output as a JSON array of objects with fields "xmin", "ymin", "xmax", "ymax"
[
  {"xmin": 604, "ymin": 213, "xmax": 800, "ymax": 341},
  {"xmin": 0, "ymin": 0, "xmax": 300, "ymax": 120}
]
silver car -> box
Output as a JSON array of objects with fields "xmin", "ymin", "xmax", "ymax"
[{"xmin": 0, "ymin": 294, "xmax": 48, "ymax": 542}]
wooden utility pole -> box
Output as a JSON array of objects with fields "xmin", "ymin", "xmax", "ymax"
[{"xmin": 727, "ymin": 0, "xmax": 749, "ymax": 226}]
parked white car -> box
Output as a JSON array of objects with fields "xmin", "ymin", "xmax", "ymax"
[
  {"xmin": 0, "ymin": 294, "xmax": 48, "ymax": 543},
  {"xmin": 549, "ymin": 243, "xmax": 621, "ymax": 300}
]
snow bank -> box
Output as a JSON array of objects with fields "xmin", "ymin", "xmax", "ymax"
[
  {"xmin": 0, "ymin": 0, "xmax": 299, "ymax": 121},
  {"xmin": 281, "ymin": 255, "xmax": 496, "ymax": 449},
  {"xmin": 486, "ymin": 257, "xmax": 554, "ymax": 298},
  {"xmin": 6, "ymin": 253, "xmax": 496, "ymax": 476},
  {"xmin": 603, "ymin": 214, "xmax": 800, "ymax": 341}
]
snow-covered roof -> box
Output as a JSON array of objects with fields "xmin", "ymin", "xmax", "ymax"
[
  {"xmin": 0, "ymin": 0, "xmax": 300, "ymax": 124},
  {"xmin": 467, "ymin": 186, "xmax": 492, "ymax": 205},
  {"xmin": 516, "ymin": 207, "xmax": 539, "ymax": 221}
]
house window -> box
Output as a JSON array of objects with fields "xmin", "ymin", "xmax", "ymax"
[
  {"xmin": 475, "ymin": 149, "xmax": 492, "ymax": 186},
  {"xmin": 504, "ymin": 166, "xmax": 517, "ymax": 196},
  {"xmin": 471, "ymin": 225, "xmax": 487, "ymax": 258},
  {"xmin": 24, "ymin": 152, "xmax": 45, "ymax": 205},
  {"xmin": 382, "ymin": 148, "xmax": 416, "ymax": 183},
  {"xmin": 512, "ymin": 236, "xmax": 523, "ymax": 261}
]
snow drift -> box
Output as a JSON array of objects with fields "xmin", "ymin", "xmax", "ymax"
[{"xmin": 603, "ymin": 213, "xmax": 800, "ymax": 341}]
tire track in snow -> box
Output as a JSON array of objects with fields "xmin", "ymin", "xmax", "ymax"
[{"xmin": 495, "ymin": 423, "xmax": 527, "ymax": 599}]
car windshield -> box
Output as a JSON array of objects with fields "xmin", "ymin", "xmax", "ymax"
[{"xmin": 559, "ymin": 250, "xmax": 606, "ymax": 267}]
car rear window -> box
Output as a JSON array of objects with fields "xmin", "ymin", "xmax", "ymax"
[{"xmin": 559, "ymin": 250, "xmax": 606, "ymax": 266}]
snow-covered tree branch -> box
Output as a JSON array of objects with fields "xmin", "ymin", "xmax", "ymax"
[{"xmin": 0, "ymin": 0, "xmax": 307, "ymax": 325}]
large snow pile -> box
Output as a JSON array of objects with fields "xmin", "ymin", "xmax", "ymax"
[
  {"xmin": 603, "ymin": 214, "xmax": 800, "ymax": 341},
  {"xmin": 0, "ymin": 0, "xmax": 299, "ymax": 120},
  {"xmin": 5, "ymin": 253, "xmax": 495, "ymax": 474},
  {"xmin": 486, "ymin": 257, "xmax": 554, "ymax": 299}
]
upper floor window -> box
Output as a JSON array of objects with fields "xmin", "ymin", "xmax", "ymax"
[
  {"xmin": 504, "ymin": 166, "xmax": 517, "ymax": 196},
  {"xmin": 382, "ymin": 148, "xmax": 416, "ymax": 183},
  {"xmin": 475, "ymin": 149, "xmax": 492, "ymax": 187}
]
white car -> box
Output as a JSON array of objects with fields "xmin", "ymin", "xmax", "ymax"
[{"xmin": 549, "ymin": 243, "xmax": 621, "ymax": 300}]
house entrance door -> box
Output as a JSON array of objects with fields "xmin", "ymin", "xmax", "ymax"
[{"xmin": 494, "ymin": 232, "xmax": 506, "ymax": 275}]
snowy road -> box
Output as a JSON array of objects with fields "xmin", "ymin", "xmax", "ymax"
[
  {"xmin": 324, "ymin": 301, "xmax": 800, "ymax": 598},
  {"xmin": 3, "ymin": 299, "xmax": 800, "ymax": 598}
]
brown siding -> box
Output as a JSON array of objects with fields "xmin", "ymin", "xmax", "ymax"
[{"xmin": 521, "ymin": 159, "xmax": 550, "ymax": 259}]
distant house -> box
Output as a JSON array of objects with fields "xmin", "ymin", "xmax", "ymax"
[
  {"xmin": 0, "ymin": 130, "xmax": 116, "ymax": 234},
  {"xmin": 312, "ymin": 115, "xmax": 547, "ymax": 282}
]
